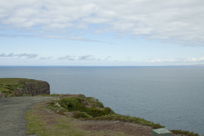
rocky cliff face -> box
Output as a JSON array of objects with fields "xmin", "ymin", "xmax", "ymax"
[
  {"xmin": 16, "ymin": 80, "xmax": 50, "ymax": 96},
  {"xmin": 0, "ymin": 78, "xmax": 50, "ymax": 97}
]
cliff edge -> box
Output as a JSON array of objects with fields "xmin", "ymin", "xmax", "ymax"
[{"xmin": 0, "ymin": 78, "xmax": 50, "ymax": 97}]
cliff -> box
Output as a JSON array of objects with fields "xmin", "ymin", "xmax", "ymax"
[
  {"xmin": 0, "ymin": 78, "xmax": 50, "ymax": 97},
  {"xmin": 27, "ymin": 94, "xmax": 200, "ymax": 136}
]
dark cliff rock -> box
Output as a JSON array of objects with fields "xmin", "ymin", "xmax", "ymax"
[{"xmin": 0, "ymin": 78, "xmax": 50, "ymax": 97}]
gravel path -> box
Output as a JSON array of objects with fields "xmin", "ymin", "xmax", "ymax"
[{"xmin": 0, "ymin": 96, "xmax": 54, "ymax": 136}]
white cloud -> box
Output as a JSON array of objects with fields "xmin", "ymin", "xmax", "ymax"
[
  {"xmin": 39, "ymin": 56, "xmax": 52, "ymax": 60},
  {"xmin": 58, "ymin": 55, "xmax": 106, "ymax": 61},
  {"xmin": 58, "ymin": 55, "xmax": 76, "ymax": 61},
  {"xmin": 148, "ymin": 57, "xmax": 204, "ymax": 64},
  {"xmin": 0, "ymin": 0, "xmax": 204, "ymax": 42},
  {"xmin": 0, "ymin": 53, "xmax": 38, "ymax": 59},
  {"xmin": 0, "ymin": 53, "xmax": 109, "ymax": 62},
  {"xmin": 78, "ymin": 55, "xmax": 95, "ymax": 61}
]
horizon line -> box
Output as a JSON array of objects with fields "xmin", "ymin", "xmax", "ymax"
[{"xmin": 0, "ymin": 65, "xmax": 203, "ymax": 67}]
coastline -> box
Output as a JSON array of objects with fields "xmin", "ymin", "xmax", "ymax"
[{"xmin": 0, "ymin": 78, "xmax": 201, "ymax": 136}]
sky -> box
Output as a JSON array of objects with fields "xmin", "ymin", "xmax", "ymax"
[{"xmin": 0, "ymin": 0, "xmax": 204, "ymax": 66}]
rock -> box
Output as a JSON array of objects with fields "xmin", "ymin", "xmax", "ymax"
[
  {"xmin": 18, "ymin": 80, "xmax": 50, "ymax": 96},
  {"xmin": 152, "ymin": 128, "xmax": 173, "ymax": 136}
]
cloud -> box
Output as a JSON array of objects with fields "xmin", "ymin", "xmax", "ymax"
[
  {"xmin": 58, "ymin": 55, "xmax": 110, "ymax": 61},
  {"xmin": 0, "ymin": 33, "xmax": 34, "ymax": 38},
  {"xmin": 58, "ymin": 55, "xmax": 76, "ymax": 61},
  {"xmin": 58, "ymin": 55, "xmax": 96, "ymax": 61},
  {"xmin": 44, "ymin": 35, "xmax": 108, "ymax": 43},
  {"xmin": 0, "ymin": 33, "xmax": 107, "ymax": 43},
  {"xmin": 148, "ymin": 57, "xmax": 204, "ymax": 64},
  {"xmin": 0, "ymin": 53, "xmax": 38, "ymax": 59},
  {"xmin": 39, "ymin": 56, "xmax": 52, "ymax": 60},
  {"xmin": 0, "ymin": 53, "xmax": 109, "ymax": 62},
  {"xmin": 0, "ymin": 0, "xmax": 204, "ymax": 42},
  {"xmin": 78, "ymin": 55, "xmax": 95, "ymax": 61}
]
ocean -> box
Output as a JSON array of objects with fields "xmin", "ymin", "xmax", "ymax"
[{"xmin": 0, "ymin": 66, "xmax": 204, "ymax": 134}]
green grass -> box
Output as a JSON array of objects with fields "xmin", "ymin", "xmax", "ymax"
[
  {"xmin": 26, "ymin": 104, "xmax": 90, "ymax": 136},
  {"xmin": 0, "ymin": 78, "xmax": 41, "ymax": 85},
  {"xmin": 0, "ymin": 78, "xmax": 45, "ymax": 97},
  {"xmin": 0, "ymin": 78, "xmax": 25, "ymax": 96},
  {"xmin": 0, "ymin": 78, "xmax": 27, "ymax": 84},
  {"xmin": 49, "ymin": 95, "xmax": 164, "ymax": 129},
  {"xmin": 26, "ymin": 110, "xmax": 45, "ymax": 135},
  {"xmin": 171, "ymin": 130, "xmax": 200, "ymax": 136}
]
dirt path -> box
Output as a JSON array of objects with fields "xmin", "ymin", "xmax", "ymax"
[{"xmin": 0, "ymin": 96, "xmax": 54, "ymax": 136}]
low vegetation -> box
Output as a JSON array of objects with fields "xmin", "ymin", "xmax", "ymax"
[
  {"xmin": 49, "ymin": 94, "xmax": 164, "ymax": 129},
  {"xmin": 92, "ymin": 114, "xmax": 163, "ymax": 129},
  {"xmin": 26, "ymin": 94, "xmax": 200, "ymax": 136},
  {"xmin": 171, "ymin": 130, "xmax": 200, "ymax": 136},
  {"xmin": 26, "ymin": 100, "xmax": 140, "ymax": 136}
]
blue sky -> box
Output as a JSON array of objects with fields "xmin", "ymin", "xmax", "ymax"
[{"xmin": 0, "ymin": 0, "xmax": 204, "ymax": 66}]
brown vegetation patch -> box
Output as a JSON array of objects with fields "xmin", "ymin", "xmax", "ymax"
[
  {"xmin": 79, "ymin": 120, "xmax": 152, "ymax": 136},
  {"xmin": 32, "ymin": 102, "xmax": 58, "ymax": 125}
]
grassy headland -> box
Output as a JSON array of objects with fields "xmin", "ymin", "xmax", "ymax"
[
  {"xmin": 0, "ymin": 78, "xmax": 50, "ymax": 97},
  {"xmin": 26, "ymin": 94, "xmax": 200, "ymax": 136}
]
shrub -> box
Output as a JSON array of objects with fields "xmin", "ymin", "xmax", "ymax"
[
  {"xmin": 85, "ymin": 107, "xmax": 114, "ymax": 117},
  {"xmin": 57, "ymin": 96, "xmax": 114, "ymax": 118},
  {"xmin": 58, "ymin": 97, "xmax": 86, "ymax": 111},
  {"xmin": 86, "ymin": 97, "xmax": 104, "ymax": 108},
  {"xmin": 48, "ymin": 101, "xmax": 67, "ymax": 114},
  {"xmin": 72, "ymin": 111, "xmax": 92, "ymax": 119}
]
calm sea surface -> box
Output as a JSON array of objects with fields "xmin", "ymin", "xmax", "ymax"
[{"xmin": 0, "ymin": 66, "xmax": 204, "ymax": 134}]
